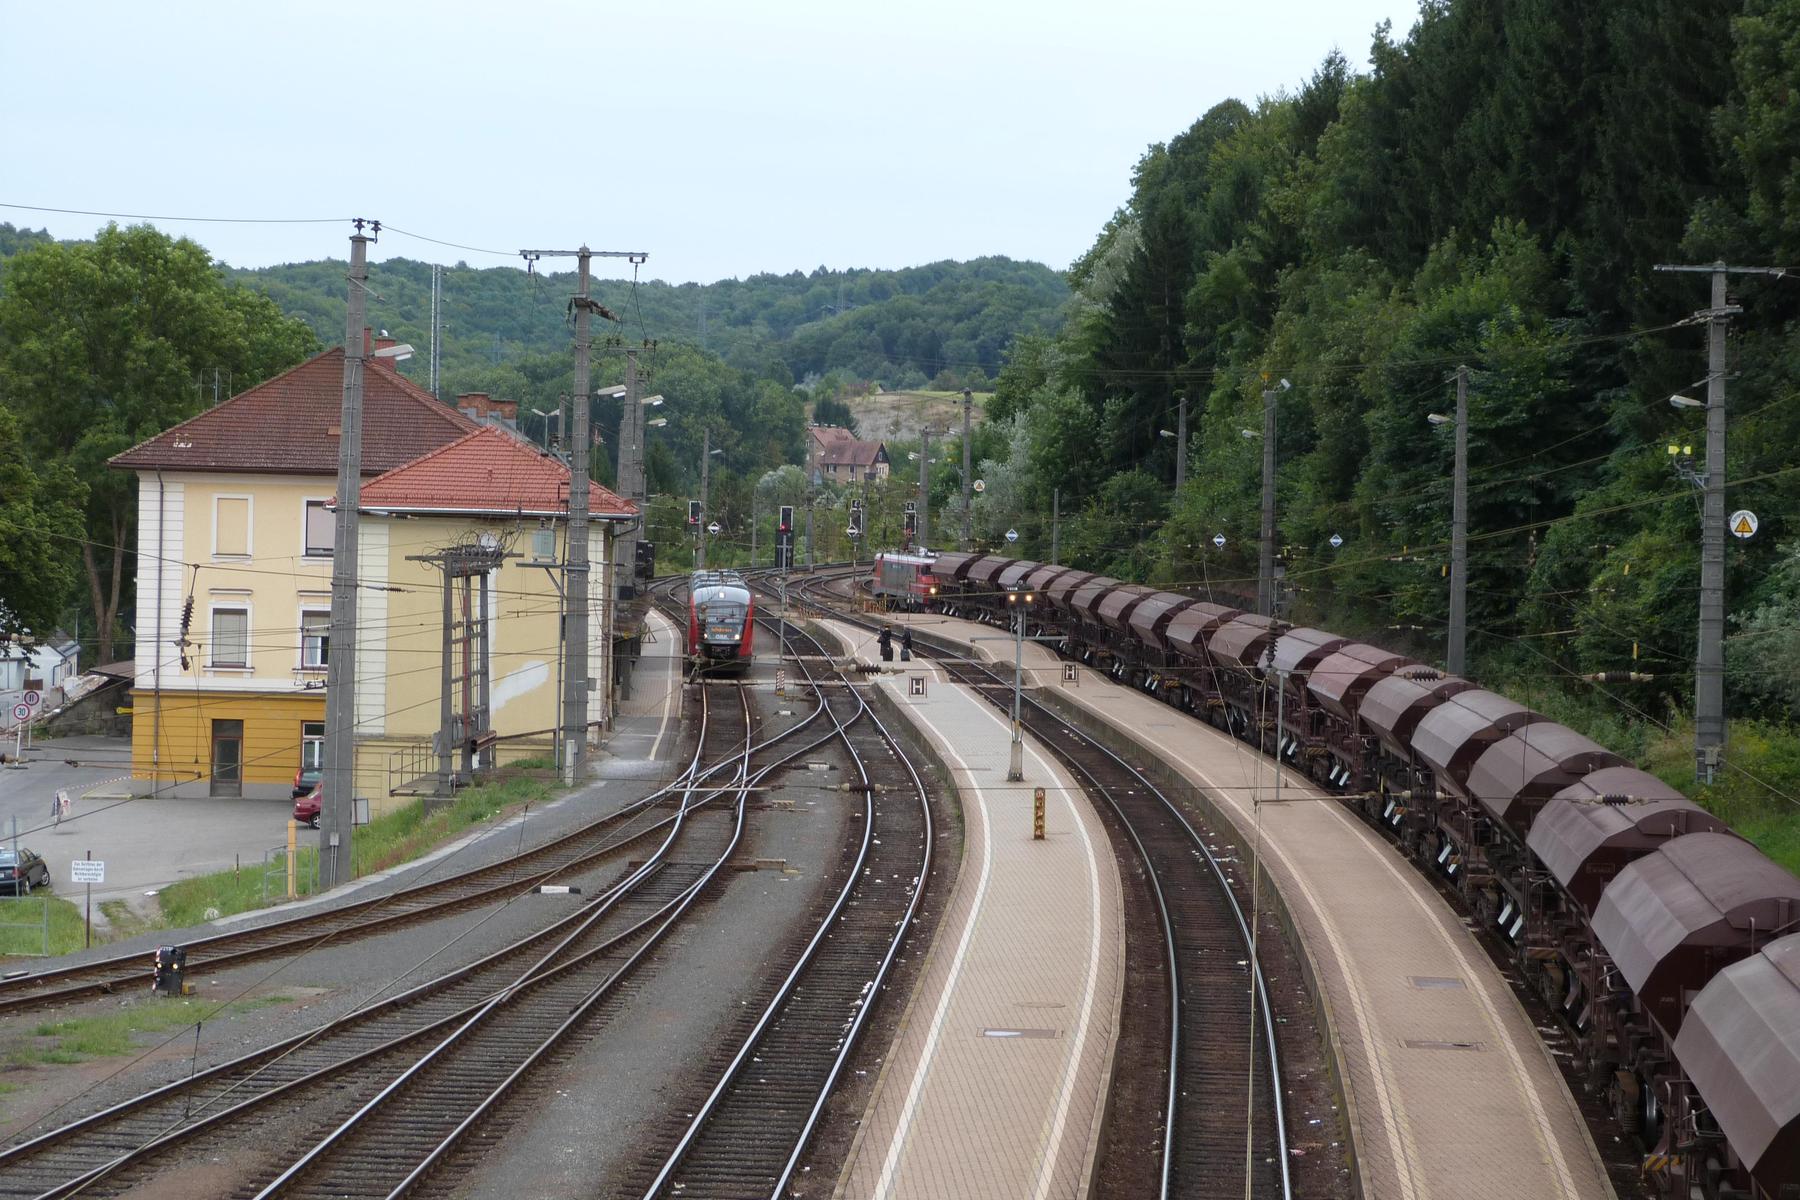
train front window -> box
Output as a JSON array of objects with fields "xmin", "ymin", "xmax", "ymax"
[{"xmin": 701, "ymin": 601, "xmax": 745, "ymax": 638}]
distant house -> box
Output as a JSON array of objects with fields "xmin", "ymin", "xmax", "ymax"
[
  {"xmin": 0, "ymin": 633, "xmax": 79, "ymax": 693},
  {"xmin": 807, "ymin": 425, "xmax": 890, "ymax": 484},
  {"xmin": 0, "ymin": 633, "xmax": 80, "ymax": 727}
]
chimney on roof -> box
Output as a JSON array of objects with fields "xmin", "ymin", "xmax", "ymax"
[{"xmin": 456, "ymin": 392, "xmax": 519, "ymax": 429}]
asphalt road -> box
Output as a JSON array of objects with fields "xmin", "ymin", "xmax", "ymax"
[{"xmin": 0, "ymin": 734, "xmax": 133, "ymax": 850}]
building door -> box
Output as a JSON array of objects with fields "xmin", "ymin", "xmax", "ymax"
[{"xmin": 211, "ymin": 719, "xmax": 244, "ymax": 798}]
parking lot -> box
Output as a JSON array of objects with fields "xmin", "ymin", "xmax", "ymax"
[{"xmin": 0, "ymin": 735, "xmax": 293, "ymax": 915}]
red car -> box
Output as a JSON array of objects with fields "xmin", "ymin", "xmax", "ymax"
[{"xmin": 293, "ymin": 786, "xmax": 321, "ymax": 829}]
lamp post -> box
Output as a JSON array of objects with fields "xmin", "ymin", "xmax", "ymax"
[
  {"xmin": 1005, "ymin": 584, "xmax": 1033, "ymax": 781},
  {"xmin": 697, "ymin": 433, "xmax": 722, "ymax": 569},
  {"xmin": 1258, "ymin": 379, "xmax": 1289, "ymax": 617},
  {"xmin": 1426, "ymin": 364, "xmax": 1469, "ymax": 676},
  {"xmin": 961, "ymin": 388, "xmax": 974, "ymax": 550}
]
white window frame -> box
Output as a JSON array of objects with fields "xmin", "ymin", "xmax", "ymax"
[
  {"xmin": 301, "ymin": 721, "xmax": 325, "ymax": 769},
  {"xmin": 302, "ymin": 497, "xmax": 335, "ymax": 560},
  {"xmin": 209, "ymin": 603, "xmax": 252, "ymax": 669},
  {"xmin": 211, "ymin": 493, "xmax": 255, "ymax": 560},
  {"xmin": 299, "ymin": 606, "xmax": 331, "ymax": 671}
]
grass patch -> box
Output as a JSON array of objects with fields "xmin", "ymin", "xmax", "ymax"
[
  {"xmin": 1646, "ymin": 717, "xmax": 1800, "ymax": 876},
  {"xmin": 97, "ymin": 899, "xmax": 158, "ymax": 941},
  {"xmin": 155, "ymin": 767, "xmax": 563, "ymax": 928},
  {"xmin": 14, "ymin": 994, "xmax": 293, "ymax": 1064},
  {"xmin": 1479, "ymin": 671, "xmax": 1800, "ymax": 875},
  {"xmin": 0, "ymin": 897, "xmax": 98, "ymax": 958}
]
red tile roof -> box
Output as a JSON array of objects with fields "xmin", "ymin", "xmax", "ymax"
[
  {"xmin": 358, "ymin": 426, "xmax": 635, "ymax": 519},
  {"xmin": 820, "ymin": 439, "xmax": 888, "ymax": 468},
  {"xmin": 809, "ymin": 425, "xmax": 887, "ymax": 468},
  {"xmin": 110, "ymin": 349, "xmax": 478, "ymax": 476}
]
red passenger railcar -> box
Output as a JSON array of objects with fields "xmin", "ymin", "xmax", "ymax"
[{"xmin": 687, "ymin": 571, "xmax": 755, "ymax": 673}]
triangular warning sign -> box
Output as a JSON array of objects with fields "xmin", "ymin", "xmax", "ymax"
[{"xmin": 1733, "ymin": 515, "xmax": 1755, "ymax": 535}]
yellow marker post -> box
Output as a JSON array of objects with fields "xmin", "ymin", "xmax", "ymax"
[
  {"xmin": 287, "ymin": 819, "xmax": 297, "ymax": 900},
  {"xmin": 1032, "ymin": 787, "xmax": 1046, "ymax": 840}
]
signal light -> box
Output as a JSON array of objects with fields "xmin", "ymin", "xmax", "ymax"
[
  {"xmin": 687, "ymin": 500, "xmax": 701, "ymax": 526},
  {"xmin": 778, "ymin": 504, "xmax": 793, "ymax": 533}
]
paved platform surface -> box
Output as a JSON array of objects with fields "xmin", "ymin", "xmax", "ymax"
[
  {"xmin": 899, "ymin": 609, "xmax": 1614, "ymax": 1200},
  {"xmin": 823, "ymin": 619, "xmax": 1125, "ymax": 1200}
]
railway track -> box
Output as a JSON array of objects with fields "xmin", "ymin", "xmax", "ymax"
[
  {"xmin": 791, "ymin": 570, "xmax": 1294, "ymax": 1199},
  {"xmin": 0, "ymin": 757, "xmax": 707, "ymax": 1018},
  {"xmin": 1, "ymin": 612, "xmax": 887, "ymax": 1199},
  {"xmin": 631, "ymin": 610, "xmax": 935, "ymax": 1200},
  {"xmin": 0, "ymin": 685, "xmax": 750, "ymax": 1199}
]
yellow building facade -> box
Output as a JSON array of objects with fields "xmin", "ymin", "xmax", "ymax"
[{"xmin": 113, "ymin": 348, "xmax": 480, "ymax": 799}]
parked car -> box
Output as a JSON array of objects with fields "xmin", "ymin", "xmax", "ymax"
[
  {"xmin": 0, "ymin": 847, "xmax": 51, "ymax": 896},
  {"xmin": 293, "ymin": 785, "xmax": 322, "ymax": 829},
  {"xmin": 292, "ymin": 764, "xmax": 323, "ymax": 799}
]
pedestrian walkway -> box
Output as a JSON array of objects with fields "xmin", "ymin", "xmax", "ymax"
[
  {"xmin": 823, "ymin": 619, "xmax": 1125, "ymax": 1200},
  {"xmin": 908, "ymin": 610, "xmax": 1615, "ymax": 1200}
]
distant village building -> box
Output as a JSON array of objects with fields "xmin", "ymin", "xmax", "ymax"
[{"xmin": 807, "ymin": 424, "xmax": 890, "ymax": 484}]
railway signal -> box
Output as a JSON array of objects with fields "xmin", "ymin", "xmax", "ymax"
[
  {"xmin": 687, "ymin": 499, "xmax": 701, "ymax": 527},
  {"xmin": 778, "ymin": 505, "xmax": 794, "ymax": 533}
]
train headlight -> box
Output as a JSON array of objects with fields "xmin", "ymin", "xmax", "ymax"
[{"xmin": 929, "ymin": 586, "xmax": 938, "ymax": 594}]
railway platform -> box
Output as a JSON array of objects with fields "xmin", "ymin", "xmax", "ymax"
[
  {"xmin": 903, "ymin": 609, "xmax": 1616, "ymax": 1200},
  {"xmin": 820, "ymin": 618, "xmax": 1126, "ymax": 1200}
]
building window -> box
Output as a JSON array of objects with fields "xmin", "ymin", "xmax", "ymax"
[
  {"xmin": 215, "ymin": 496, "xmax": 251, "ymax": 557},
  {"xmin": 301, "ymin": 721, "xmax": 324, "ymax": 770},
  {"xmin": 211, "ymin": 607, "xmax": 249, "ymax": 667},
  {"xmin": 301, "ymin": 609, "xmax": 330, "ymax": 669},
  {"xmin": 305, "ymin": 501, "xmax": 334, "ymax": 557}
]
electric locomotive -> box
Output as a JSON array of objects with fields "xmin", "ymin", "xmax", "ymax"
[
  {"xmin": 687, "ymin": 570, "xmax": 755, "ymax": 673},
  {"xmin": 870, "ymin": 551, "xmax": 941, "ymax": 610}
]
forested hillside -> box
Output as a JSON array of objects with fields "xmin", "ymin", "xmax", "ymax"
[
  {"xmin": 962, "ymin": 1, "xmax": 1800, "ymax": 838},
  {"xmin": 231, "ymin": 254, "xmax": 1066, "ymax": 397}
]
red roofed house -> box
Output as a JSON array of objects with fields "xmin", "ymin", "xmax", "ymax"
[
  {"xmin": 352, "ymin": 426, "xmax": 634, "ymax": 803},
  {"xmin": 806, "ymin": 424, "xmax": 890, "ymax": 484},
  {"xmin": 110, "ymin": 339, "xmax": 633, "ymax": 810}
]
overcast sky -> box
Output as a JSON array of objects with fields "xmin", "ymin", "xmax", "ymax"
[{"xmin": 5, "ymin": 1, "xmax": 1418, "ymax": 284}]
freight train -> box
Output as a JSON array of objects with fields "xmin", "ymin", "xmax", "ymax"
[
  {"xmin": 687, "ymin": 570, "xmax": 755, "ymax": 674},
  {"xmin": 916, "ymin": 549, "xmax": 1800, "ymax": 1200}
]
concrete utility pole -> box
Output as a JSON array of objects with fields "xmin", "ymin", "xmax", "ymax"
[
  {"xmin": 1654, "ymin": 261, "xmax": 1783, "ymax": 783},
  {"xmin": 613, "ymin": 349, "xmax": 643, "ymax": 599},
  {"xmin": 321, "ymin": 219, "xmax": 375, "ymax": 889},
  {"xmin": 564, "ymin": 247, "xmax": 595, "ymax": 785},
  {"xmin": 961, "ymin": 388, "xmax": 974, "ymax": 550},
  {"xmin": 1448, "ymin": 366, "xmax": 1469, "ymax": 677},
  {"xmin": 518, "ymin": 246, "xmax": 644, "ymax": 785},
  {"xmin": 1051, "ymin": 488, "xmax": 1061, "ymax": 564},
  {"xmin": 917, "ymin": 426, "xmax": 936, "ymax": 551},
  {"xmin": 1258, "ymin": 380, "xmax": 1286, "ymax": 617},
  {"xmin": 1174, "ymin": 393, "xmax": 1189, "ymax": 495},
  {"xmin": 429, "ymin": 264, "xmax": 443, "ymax": 399},
  {"xmin": 805, "ymin": 486, "xmax": 816, "ymax": 571},
  {"xmin": 699, "ymin": 426, "xmax": 713, "ymax": 570}
]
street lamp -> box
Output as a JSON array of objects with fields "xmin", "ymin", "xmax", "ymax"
[
  {"xmin": 1258, "ymin": 378, "xmax": 1290, "ymax": 616},
  {"xmin": 1428, "ymin": 365, "xmax": 1470, "ymax": 676},
  {"xmin": 1004, "ymin": 584, "xmax": 1034, "ymax": 781}
]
